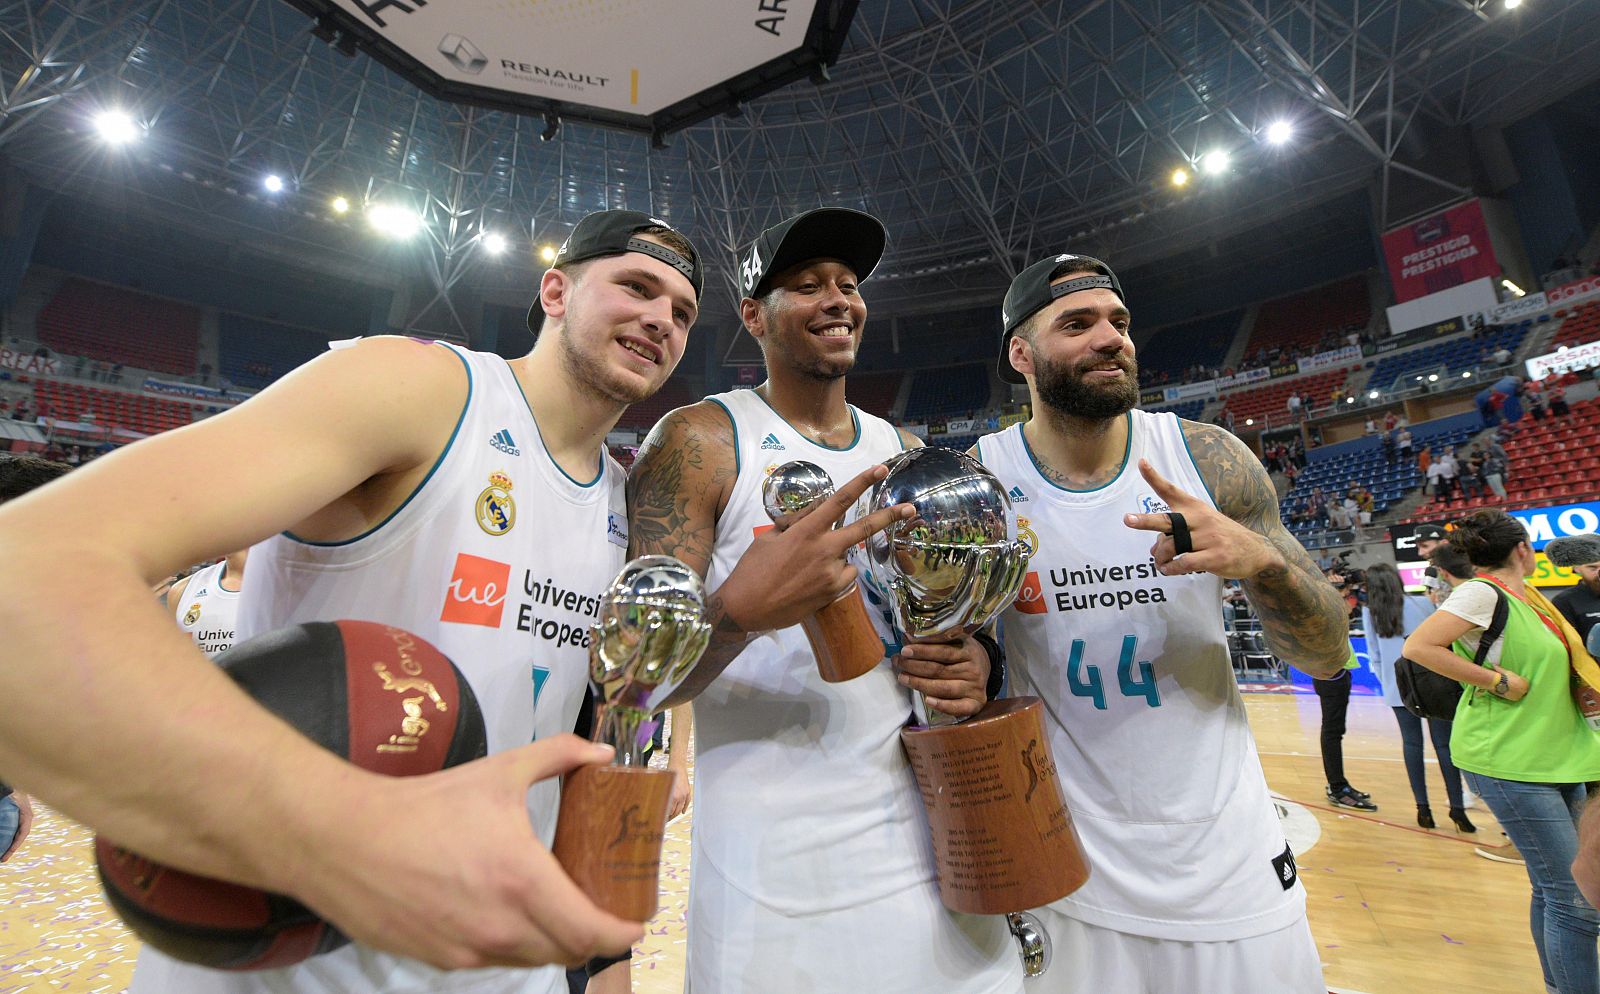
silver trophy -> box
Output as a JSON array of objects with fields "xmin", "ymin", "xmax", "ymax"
[
  {"xmin": 853, "ymin": 447, "xmax": 1053, "ymax": 978},
  {"xmin": 855, "ymin": 446, "xmax": 1030, "ymax": 661},
  {"xmin": 762, "ymin": 460, "xmax": 836, "ymax": 526},
  {"xmin": 589, "ymin": 555, "xmax": 713, "ymax": 765}
]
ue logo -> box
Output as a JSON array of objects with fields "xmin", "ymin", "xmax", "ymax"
[
  {"xmin": 440, "ymin": 552, "xmax": 510, "ymax": 627},
  {"xmin": 1012, "ymin": 571, "xmax": 1047, "ymax": 615}
]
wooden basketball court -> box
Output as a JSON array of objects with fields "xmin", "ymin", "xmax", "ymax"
[{"xmin": 0, "ymin": 692, "xmax": 1548, "ymax": 993}]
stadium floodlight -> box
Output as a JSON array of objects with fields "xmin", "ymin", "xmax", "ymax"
[
  {"xmin": 1502, "ymin": 279, "xmax": 1525, "ymax": 297},
  {"xmin": 367, "ymin": 203, "xmax": 423, "ymax": 238},
  {"xmin": 539, "ymin": 244, "xmax": 558, "ymax": 263},
  {"xmin": 1463, "ymin": 371, "xmax": 1473, "ymax": 378},
  {"xmin": 1244, "ymin": 418, "xmax": 1254, "ymax": 426},
  {"xmin": 1505, "ymin": 0, "xmax": 1522, "ymax": 9},
  {"xmin": 94, "ymin": 110, "xmax": 140, "ymax": 145},
  {"xmin": 1170, "ymin": 167, "xmax": 1190, "ymax": 188},
  {"xmin": 482, "ymin": 232, "xmax": 508, "ymax": 255},
  {"xmin": 263, "ymin": 174, "xmax": 285, "ymax": 193},
  {"xmin": 1559, "ymin": 345, "xmax": 1569, "ymax": 353},
  {"xmin": 1265, "ymin": 121, "xmax": 1293, "ymax": 145},
  {"xmin": 1428, "ymin": 373, "xmax": 1439, "ymax": 382},
  {"xmin": 1369, "ymin": 390, "xmax": 1380, "ymax": 400},
  {"xmin": 1346, "ymin": 396, "xmax": 1355, "ymax": 404},
  {"xmin": 1201, "ymin": 150, "xmax": 1230, "ymax": 175},
  {"xmin": 330, "ymin": 196, "xmax": 350, "ymax": 214}
]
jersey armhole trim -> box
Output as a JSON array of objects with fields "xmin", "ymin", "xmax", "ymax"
[
  {"xmin": 707, "ymin": 397, "xmax": 740, "ymax": 478},
  {"xmin": 284, "ymin": 344, "xmax": 473, "ymax": 547}
]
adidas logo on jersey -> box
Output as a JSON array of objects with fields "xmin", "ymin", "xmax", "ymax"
[
  {"xmin": 1008, "ymin": 485, "xmax": 1029, "ymax": 503},
  {"xmin": 759, "ymin": 433, "xmax": 786, "ymax": 451},
  {"xmin": 489, "ymin": 429, "xmax": 521, "ymax": 456}
]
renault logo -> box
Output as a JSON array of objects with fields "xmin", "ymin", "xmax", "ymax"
[{"xmin": 438, "ymin": 34, "xmax": 487, "ymax": 75}]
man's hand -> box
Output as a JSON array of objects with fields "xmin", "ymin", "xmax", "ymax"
[
  {"xmin": 294, "ymin": 736, "xmax": 644, "ymax": 971},
  {"xmin": 1, "ymin": 792, "xmax": 34, "ymax": 863},
  {"xmin": 1122, "ymin": 460, "xmax": 1285, "ymax": 580},
  {"xmin": 893, "ymin": 636, "xmax": 990, "ymax": 719},
  {"xmin": 717, "ymin": 463, "xmax": 912, "ymax": 634}
]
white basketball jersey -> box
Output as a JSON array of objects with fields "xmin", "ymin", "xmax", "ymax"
[
  {"xmin": 132, "ymin": 343, "xmax": 625, "ymax": 994},
  {"xmin": 977, "ymin": 411, "xmax": 1305, "ymax": 942},
  {"xmin": 173, "ymin": 560, "xmax": 240, "ymax": 656},
  {"xmin": 688, "ymin": 388, "xmax": 1022, "ymax": 993}
]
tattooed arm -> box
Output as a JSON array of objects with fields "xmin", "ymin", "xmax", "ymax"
[
  {"xmin": 626, "ymin": 402, "xmax": 747, "ymax": 706},
  {"xmin": 627, "ymin": 403, "xmax": 910, "ymax": 707},
  {"xmin": 1177, "ymin": 422, "xmax": 1350, "ymax": 678},
  {"xmin": 1121, "ymin": 419, "xmax": 1348, "ymax": 678}
]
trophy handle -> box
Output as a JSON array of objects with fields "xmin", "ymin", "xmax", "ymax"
[{"xmin": 1006, "ymin": 911, "xmax": 1051, "ymax": 979}]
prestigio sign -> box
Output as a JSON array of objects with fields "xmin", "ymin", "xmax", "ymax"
[{"xmin": 286, "ymin": 0, "xmax": 856, "ymax": 135}]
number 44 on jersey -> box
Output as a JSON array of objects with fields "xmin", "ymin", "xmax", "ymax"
[{"xmin": 1067, "ymin": 635, "xmax": 1161, "ymax": 710}]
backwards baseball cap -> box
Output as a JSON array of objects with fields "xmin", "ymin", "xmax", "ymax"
[
  {"xmin": 998, "ymin": 254, "xmax": 1125, "ymax": 384},
  {"xmin": 738, "ymin": 207, "xmax": 886, "ymax": 299},
  {"xmin": 527, "ymin": 209, "xmax": 702, "ymax": 333}
]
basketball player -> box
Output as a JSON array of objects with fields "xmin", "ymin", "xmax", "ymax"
[
  {"xmin": 973, "ymin": 254, "xmax": 1351, "ymax": 992},
  {"xmin": 626, "ymin": 208, "xmax": 1023, "ymax": 994},
  {"xmin": 0, "ymin": 210, "xmax": 905, "ymax": 992},
  {"xmin": 166, "ymin": 548, "xmax": 248, "ymax": 656}
]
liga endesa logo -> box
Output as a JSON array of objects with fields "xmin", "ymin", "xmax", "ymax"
[
  {"xmin": 440, "ymin": 552, "xmax": 511, "ymax": 627},
  {"xmin": 1012, "ymin": 571, "xmax": 1048, "ymax": 615}
]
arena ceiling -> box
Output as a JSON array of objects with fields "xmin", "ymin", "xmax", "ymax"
[{"xmin": 2, "ymin": 0, "xmax": 1599, "ymax": 337}]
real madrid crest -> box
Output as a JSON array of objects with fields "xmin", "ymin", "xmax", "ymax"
[
  {"xmin": 476, "ymin": 471, "xmax": 516, "ymax": 536},
  {"xmin": 183, "ymin": 603, "xmax": 202, "ymax": 626},
  {"xmin": 1017, "ymin": 516, "xmax": 1039, "ymax": 559}
]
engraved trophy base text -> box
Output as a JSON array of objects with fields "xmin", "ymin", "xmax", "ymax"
[
  {"xmin": 803, "ymin": 583, "xmax": 884, "ymax": 683},
  {"xmin": 552, "ymin": 765, "xmax": 674, "ymax": 921},
  {"xmin": 901, "ymin": 697, "xmax": 1089, "ymax": 915}
]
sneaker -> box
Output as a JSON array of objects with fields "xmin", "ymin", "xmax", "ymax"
[
  {"xmin": 1461, "ymin": 784, "xmax": 1480, "ymax": 810},
  {"xmin": 1326, "ymin": 784, "xmax": 1378, "ymax": 811}
]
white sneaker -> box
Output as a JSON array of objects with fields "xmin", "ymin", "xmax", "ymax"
[{"xmin": 1461, "ymin": 784, "xmax": 1480, "ymax": 810}]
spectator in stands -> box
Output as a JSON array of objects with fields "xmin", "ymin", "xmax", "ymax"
[
  {"xmin": 1395, "ymin": 426, "xmax": 1413, "ymax": 462},
  {"xmin": 1427, "ymin": 453, "xmax": 1452, "ymax": 501},
  {"xmin": 1348, "ymin": 482, "xmax": 1374, "ymax": 525},
  {"xmin": 1438, "ymin": 447, "xmax": 1461, "ymax": 496},
  {"xmin": 1364, "ymin": 562, "xmax": 1473, "ymax": 832},
  {"xmin": 1286, "ymin": 393, "xmax": 1302, "ymax": 420},
  {"xmin": 1384, "ymin": 411, "xmax": 1398, "ymax": 432},
  {"xmin": 1381, "ymin": 428, "xmax": 1397, "ymax": 464},
  {"xmin": 1528, "ymin": 389, "xmax": 1548, "ymax": 422},
  {"xmin": 1364, "ymin": 417, "xmax": 1378, "ymax": 435},
  {"xmin": 1460, "ymin": 447, "xmax": 1487, "ymax": 500},
  {"xmin": 1326, "ymin": 498, "xmax": 1353, "ymax": 532},
  {"xmin": 1550, "ymin": 382, "xmax": 1570, "ymax": 418},
  {"xmin": 1404, "ymin": 510, "xmax": 1600, "ymax": 994},
  {"xmin": 1493, "ymin": 345, "xmax": 1512, "ymax": 366},
  {"xmin": 1481, "ymin": 448, "xmax": 1509, "ymax": 500}
]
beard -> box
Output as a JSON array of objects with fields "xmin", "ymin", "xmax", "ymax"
[
  {"xmin": 1034, "ymin": 350, "xmax": 1140, "ymax": 420},
  {"xmin": 763, "ymin": 329, "xmax": 855, "ymax": 382},
  {"xmin": 556, "ymin": 300, "xmax": 657, "ymax": 405}
]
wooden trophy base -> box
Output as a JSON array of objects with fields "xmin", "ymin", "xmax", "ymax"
[
  {"xmin": 803, "ymin": 583, "xmax": 884, "ymax": 683},
  {"xmin": 551, "ymin": 764, "xmax": 673, "ymax": 921},
  {"xmin": 901, "ymin": 696, "xmax": 1089, "ymax": 915}
]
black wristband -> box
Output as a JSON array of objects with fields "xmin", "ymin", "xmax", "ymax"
[
  {"xmin": 972, "ymin": 630, "xmax": 1006, "ymax": 701},
  {"xmin": 585, "ymin": 948, "xmax": 632, "ymax": 977}
]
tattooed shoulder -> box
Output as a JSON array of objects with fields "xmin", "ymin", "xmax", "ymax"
[
  {"xmin": 1177, "ymin": 419, "xmax": 1278, "ymax": 529},
  {"xmin": 626, "ymin": 402, "xmax": 738, "ymax": 570}
]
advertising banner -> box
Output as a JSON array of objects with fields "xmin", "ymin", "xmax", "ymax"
[
  {"xmin": 1549, "ymin": 274, "xmax": 1600, "ymax": 308},
  {"xmin": 1382, "ymin": 200, "xmax": 1501, "ymax": 303},
  {"xmin": 141, "ymin": 378, "xmax": 244, "ymax": 405},
  {"xmin": 1296, "ymin": 345, "xmax": 1363, "ymax": 373},
  {"xmin": 1165, "ymin": 379, "xmax": 1219, "ymax": 403},
  {"xmin": 0, "ymin": 348, "xmax": 59, "ymax": 376},
  {"xmin": 1526, "ymin": 341, "xmax": 1600, "ymax": 381},
  {"xmin": 1481, "ymin": 292, "xmax": 1549, "ymax": 325}
]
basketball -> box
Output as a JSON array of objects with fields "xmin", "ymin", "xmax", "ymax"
[{"xmin": 93, "ymin": 620, "xmax": 487, "ymax": 970}]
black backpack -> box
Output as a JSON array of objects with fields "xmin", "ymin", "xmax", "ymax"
[{"xmin": 1394, "ymin": 585, "xmax": 1508, "ymax": 721}]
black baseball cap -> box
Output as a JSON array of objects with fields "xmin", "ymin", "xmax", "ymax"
[
  {"xmin": 1415, "ymin": 524, "xmax": 1447, "ymax": 544},
  {"xmin": 998, "ymin": 254, "xmax": 1125, "ymax": 384},
  {"xmin": 527, "ymin": 209, "xmax": 702, "ymax": 333},
  {"xmin": 737, "ymin": 207, "xmax": 886, "ymax": 299}
]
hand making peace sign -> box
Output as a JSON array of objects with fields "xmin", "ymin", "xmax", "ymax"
[{"xmin": 1121, "ymin": 459, "xmax": 1288, "ymax": 580}]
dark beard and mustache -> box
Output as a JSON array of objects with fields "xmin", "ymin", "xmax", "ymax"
[{"xmin": 1034, "ymin": 350, "xmax": 1141, "ymax": 420}]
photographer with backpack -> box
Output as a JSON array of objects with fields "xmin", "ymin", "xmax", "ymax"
[{"xmin": 1404, "ymin": 510, "xmax": 1600, "ymax": 994}]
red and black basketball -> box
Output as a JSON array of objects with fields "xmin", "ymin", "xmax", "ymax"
[{"xmin": 94, "ymin": 620, "xmax": 487, "ymax": 971}]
